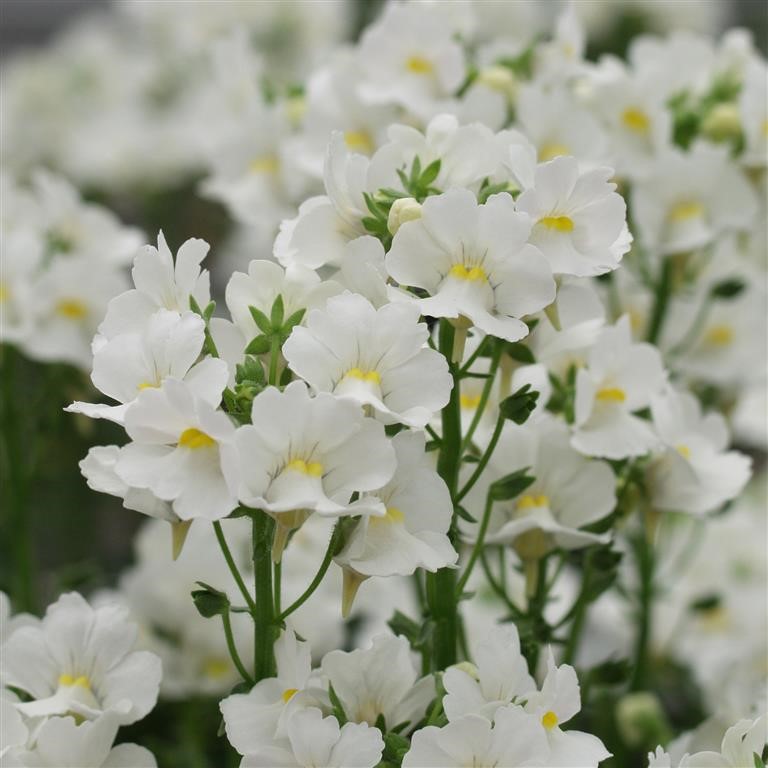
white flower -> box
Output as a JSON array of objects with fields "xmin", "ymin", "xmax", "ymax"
[
  {"xmin": 386, "ymin": 189, "xmax": 555, "ymax": 342},
  {"xmin": 321, "ymin": 634, "xmax": 434, "ymax": 731},
  {"xmin": 221, "ymin": 627, "xmax": 328, "ymax": 754},
  {"xmin": 3, "ymin": 711, "xmax": 156, "ymax": 767},
  {"xmin": 225, "ymin": 260, "xmax": 340, "ymax": 343},
  {"xmin": 274, "ymin": 134, "xmax": 371, "ymax": 271},
  {"xmin": 516, "ymin": 156, "xmax": 631, "ymax": 277},
  {"xmin": 356, "ymin": 3, "xmax": 466, "ymax": 119},
  {"xmin": 402, "ymin": 705, "xmax": 550, "ymax": 768},
  {"xmin": 468, "ymin": 418, "xmax": 614, "ymax": 559},
  {"xmin": 114, "ymin": 375, "xmax": 238, "ymax": 521},
  {"xmin": 0, "ymin": 698, "xmax": 27, "ymax": 758},
  {"xmin": 335, "ymin": 430, "xmax": 457, "ymax": 577},
  {"xmin": 230, "ymin": 381, "xmax": 396, "ymax": 539},
  {"xmin": 646, "ymin": 386, "xmax": 751, "ymax": 515},
  {"xmin": 79, "ymin": 445, "xmax": 175, "ymax": 523},
  {"xmin": 367, "ymin": 113, "xmax": 502, "ymax": 194},
  {"xmin": 443, "ymin": 624, "xmax": 536, "ymax": 721},
  {"xmin": 240, "ymin": 708, "xmax": 384, "ymax": 768},
  {"xmin": 67, "ymin": 309, "xmax": 208, "ymax": 424},
  {"xmin": 283, "ymin": 292, "xmax": 452, "ymax": 427},
  {"xmin": 632, "ymin": 145, "xmax": 758, "ymax": 256},
  {"xmin": 739, "ymin": 59, "xmax": 768, "ymax": 168},
  {"xmin": 572, "ymin": 316, "xmax": 666, "ymax": 459},
  {"xmin": 337, "ymin": 236, "xmax": 390, "ymax": 308},
  {"xmin": 524, "ymin": 651, "xmax": 611, "ymax": 767},
  {"xmin": 99, "ymin": 231, "xmax": 211, "ymax": 338},
  {"xmin": 23, "ymin": 255, "xmax": 128, "ymax": 369},
  {"xmin": 1, "ymin": 593, "xmax": 160, "ymax": 726},
  {"xmin": 515, "ymin": 84, "xmax": 608, "ymax": 167}
]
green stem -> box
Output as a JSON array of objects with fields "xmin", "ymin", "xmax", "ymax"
[
  {"xmin": 426, "ymin": 321, "xmax": 462, "ymax": 670},
  {"xmin": 221, "ymin": 610, "xmax": 254, "ymax": 684},
  {"xmin": 273, "ymin": 562, "xmax": 282, "ymax": 616},
  {"xmin": 278, "ymin": 525, "xmax": 340, "ymax": 621},
  {"xmin": 670, "ymin": 293, "xmax": 713, "ymax": 356},
  {"xmin": 646, "ymin": 258, "xmax": 674, "ymax": 345},
  {"xmin": 456, "ymin": 416, "xmax": 504, "ymax": 504},
  {"xmin": 562, "ymin": 560, "xmax": 592, "ymax": 665},
  {"xmin": 456, "ymin": 494, "xmax": 494, "ymax": 595},
  {"xmin": 523, "ymin": 558, "xmax": 549, "ymax": 672},
  {"xmin": 269, "ymin": 335, "xmax": 281, "ymax": 386},
  {"xmin": 1, "ymin": 346, "xmax": 35, "ymax": 612},
  {"xmin": 213, "ymin": 521, "xmax": 256, "ymax": 613},
  {"xmin": 460, "ymin": 343, "xmax": 501, "ymax": 454},
  {"xmin": 251, "ymin": 510, "xmax": 277, "ymax": 681},
  {"xmin": 630, "ymin": 529, "xmax": 655, "ymax": 691}
]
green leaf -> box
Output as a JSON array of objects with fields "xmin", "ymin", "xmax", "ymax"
[
  {"xmin": 189, "ymin": 295, "xmax": 203, "ymax": 316},
  {"xmin": 191, "ymin": 581, "xmax": 229, "ymax": 618},
  {"xmin": 283, "ymin": 308, "xmax": 306, "ymax": 330},
  {"xmin": 710, "ymin": 278, "xmax": 745, "ymax": 300},
  {"xmin": 328, "ymin": 683, "xmax": 348, "ymax": 726},
  {"xmin": 419, "ymin": 159, "xmax": 441, "ymax": 187},
  {"xmin": 245, "ymin": 335, "xmax": 271, "ymax": 355},
  {"xmin": 203, "ymin": 300, "xmax": 217, "ymax": 322},
  {"xmin": 236, "ymin": 355, "xmax": 266, "ymax": 386},
  {"xmin": 270, "ymin": 294, "xmax": 285, "ymax": 329},
  {"xmin": 753, "ymin": 753, "xmax": 763, "ymax": 768},
  {"xmin": 689, "ymin": 593, "xmax": 721, "ymax": 613},
  {"xmin": 387, "ymin": 610, "xmax": 421, "ymax": 647},
  {"xmin": 499, "ymin": 384, "xmax": 539, "ymax": 425},
  {"xmin": 249, "ymin": 305, "xmax": 273, "ymax": 335},
  {"xmin": 489, "ymin": 467, "xmax": 535, "ymax": 501},
  {"xmin": 587, "ymin": 658, "xmax": 631, "ymax": 686},
  {"xmin": 455, "ymin": 505, "xmax": 477, "ymax": 523},
  {"xmin": 504, "ymin": 342, "xmax": 535, "ymax": 364}
]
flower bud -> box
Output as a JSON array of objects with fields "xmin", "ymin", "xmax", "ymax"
[
  {"xmin": 701, "ymin": 102, "xmax": 742, "ymax": 142},
  {"xmin": 387, "ymin": 197, "xmax": 422, "ymax": 235},
  {"xmin": 616, "ymin": 692, "xmax": 671, "ymax": 748},
  {"xmin": 476, "ymin": 66, "xmax": 517, "ymax": 101}
]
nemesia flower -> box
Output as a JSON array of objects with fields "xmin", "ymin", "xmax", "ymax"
[
  {"xmin": 2, "ymin": 711, "xmax": 157, "ymax": 767},
  {"xmin": 67, "ymin": 309, "xmax": 208, "ymax": 424},
  {"xmin": 283, "ymin": 293, "xmax": 452, "ymax": 427},
  {"xmin": 646, "ymin": 386, "xmax": 751, "ymax": 515},
  {"xmin": 572, "ymin": 316, "xmax": 666, "ymax": 459},
  {"xmin": 239, "ymin": 707, "xmax": 384, "ymax": 768},
  {"xmin": 0, "ymin": 592, "xmax": 160, "ymax": 725},
  {"xmin": 386, "ymin": 189, "xmax": 555, "ymax": 343},
  {"xmin": 321, "ymin": 634, "xmax": 434, "ymax": 732},
  {"xmin": 221, "ymin": 627, "xmax": 328, "ymax": 753},
  {"xmin": 442, "ymin": 625, "xmax": 535, "ymax": 721},
  {"xmin": 356, "ymin": 3, "xmax": 466, "ymax": 118},
  {"xmin": 524, "ymin": 651, "xmax": 612, "ymax": 767},
  {"xmin": 114, "ymin": 375, "xmax": 238, "ymax": 521},
  {"xmin": 632, "ymin": 144, "xmax": 757, "ymax": 256},
  {"xmin": 230, "ymin": 381, "xmax": 396, "ymax": 543},
  {"xmin": 334, "ymin": 430, "xmax": 457, "ymax": 577},
  {"xmin": 402, "ymin": 705, "xmax": 550, "ymax": 768},
  {"xmin": 99, "ymin": 231, "xmax": 211, "ymax": 338},
  {"xmin": 469, "ymin": 418, "xmax": 614, "ymax": 559},
  {"xmin": 516, "ymin": 155, "xmax": 631, "ymax": 277}
]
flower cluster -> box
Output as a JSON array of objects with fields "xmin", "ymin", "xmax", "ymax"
[{"xmin": 1, "ymin": 1, "xmax": 765, "ymax": 767}]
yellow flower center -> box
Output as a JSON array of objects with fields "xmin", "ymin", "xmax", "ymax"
[
  {"xmin": 203, "ymin": 658, "xmax": 231, "ymax": 679},
  {"xmin": 517, "ymin": 494, "xmax": 549, "ymax": 510},
  {"xmin": 762, "ymin": 119, "xmax": 768, "ymax": 138},
  {"xmin": 286, "ymin": 458, "xmax": 324, "ymax": 477},
  {"xmin": 137, "ymin": 381, "xmax": 157, "ymax": 391},
  {"xmin": 621, "ymin": 107, "xmax": 651, "ymax": 134},
  {"xmin": 59, "ymin": 674, "xmax": 91, "ymax": 689},
  {"xmin": 56, "ymin": 299, "xmax": 88, "ymax": 319},
  {"xmin": 405, "ymin": 55, "xmax": 433, "ymax": 75},
  {"xmin": 542, "ymin": 710, "xmax": 558, "ymax": 730},
  {"xmin": 249, "ymin": 155, "xmax": 279, "ymax": 175},
  {"xmin": 670, "ymin": 200, "xmax": 704, "ymax": 222},
  {"xmin": 676, "ymin": 444, "xmax": 691, "ymax": 459},
  {"xmin": 0, "ymin": 282, "xmax": 8, "ymax": 302},
  {"xmin": 596, "ymin": 387, "xmax": 626, "ymax": 403},
  {"xmin": 178, "ymin": 428, "xmax": 216, "ymax": 450},
  {"xmin": 345, "ymin": 368, "xmax": 381, "ymax": 384},
  {"xmin": 449, "ymin": 264, "xmax": 487, "ymax": 282},
  {"xmin": 344, "ymin": 130, "xmax": 375, "ymax": 155},
  {"xmin": 703, "ymin": 324, "xmax": 733, "ymax": 347},
  {"xmin": 460, "ymin": 393, "xmax": 482, "ymax": 410},
  {"xmin": 538, "ymin": 215, "xmax": 574, "ymax": 232},
  {"xmin": 282, "ymin": 688, "xmax": 298, "ymax": 703},
  {"xmin": 371, "ymin": 506, "xmax": 405, "ymax": 526},
  {"xmin": 539, "ymin": 142, "xmax": 570, "ymax": 161}
]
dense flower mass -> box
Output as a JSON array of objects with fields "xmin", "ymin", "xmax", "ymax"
[{"xmin": 1, "ymin": 1, "xmax": 766, "ymax": 767}]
